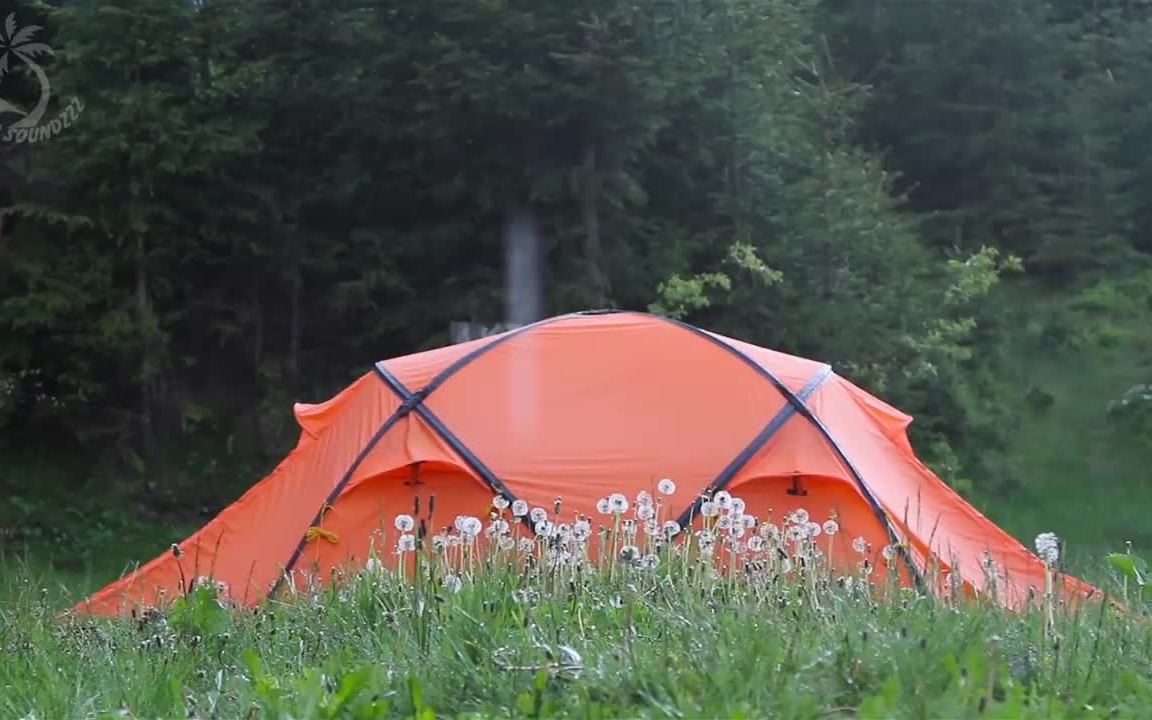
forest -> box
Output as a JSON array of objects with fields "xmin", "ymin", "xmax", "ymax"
[{"xmin": 1, "ymin": 0, "xmax": 1151, "ymax": 578}]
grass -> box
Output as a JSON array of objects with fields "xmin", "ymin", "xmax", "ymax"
[{"xmin": 3, "ymin": 495, "xmax": 1152, "ymax": 719}]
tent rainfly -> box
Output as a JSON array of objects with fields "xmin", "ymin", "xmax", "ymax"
[{"xmin": 74, "ymin": 310, "xmax": 1100, "ymax": 615}]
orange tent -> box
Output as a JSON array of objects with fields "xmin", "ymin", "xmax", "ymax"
[{"xmin": 74, "ymin": 310, "xmax": 1099, "ymax": 615}]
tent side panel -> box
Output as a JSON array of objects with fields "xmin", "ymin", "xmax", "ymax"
[{"xmin": 73, "ymin": 375, "xmax": 400, "ymax": 616}]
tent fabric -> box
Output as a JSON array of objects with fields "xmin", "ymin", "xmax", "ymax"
[{"xmin": 73, "ymin": 310, "xmax": 1100, "ymax": 616}]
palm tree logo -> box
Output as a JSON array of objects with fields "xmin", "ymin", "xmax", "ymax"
[{"xmin": 0, "ymin": 13, "xmax": 54, "ymax": 131}]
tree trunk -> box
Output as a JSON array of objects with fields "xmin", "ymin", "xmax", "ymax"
[
  {"xmin": 135, "ymin": 231, "xmax": 156, "ymax": 463},
  {"xmin": 287, "ymin": 249, "xmax": 302, "ymax": 390},
  {"xmin": 581, "ymin": 134, "xmax": 605, "ymax": 303}
]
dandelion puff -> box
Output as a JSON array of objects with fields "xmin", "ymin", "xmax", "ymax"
[
  {"xmin": 512, "ymin": 500, "xmax": 529, "ymax": 516},
  {"xmin": 534, "ymin": 520, "xmax": 554, "ymax": 536},
  {"xmin": 696, "ymin": 529, "xmax": 716, "ymax": 547},
  {"xmin": 701, "ymin": 501, "xmax": 720, "ymax": 518},
  {"xmin": 823, "ymin": 520, "xmax": 839, "ymax": 535},
  {"xmin": 596, "ymin": 497, "xmax": 611, "ymax": 514},
  {"xmin": 573, "ymin": 519, "xmax": 592, "ymax": 541},
  {"xmin": 642, "ymin": 554, "xmax": 660, "ymax": 570},
  {"xmin": 730, "ymin": 497, "xmax": 746, "ymax": 515},
  {"xmin": 644, "ymin": 520, "xmax": 659, "ymax": 535},
  {"xmin": 608, "ymin": 493, "xmax": 629, "ymax": 514},
  {"xmin": 498, "ymin": 536, "xmax": 515, "ymax": 551},
  {"xmin": 747, "ymin": 536, "xmax": 765, "ymax": 553},
  {"xmin": 758, "ymin": 523, "xmax": 781, "ymax": 542},
  {"xmin": 460, "ymin": 517, "xmax": 483, "ymax": 537},
  {"xmin": 637, "ymin": 504, "xmax": 656, "ymax": 521},
  {"xmin": 636, "ymin": 490, "xmax": 654, "ymax": 507},
  {"xmin": 780, "ymin": 558, "xmax": 793, "ymax": 574},
  {"xmin": 394, "ymin": 514, "xmax": 415, "ymax": 532},
  {"xmin": 742, "ymin": 514, "xmax": 757, "ymax": 529},
  {"xmin": 657, "ymin": 478, "xmax": 676, "ymax": 495},
  {"xmin": 493, "ymin": 496, "xmax": 510, "ymax": 510},
  {"xmin": 662, "ymin": 520, "xmax": 682, "ymax": 537},
  {"xmin": 714, "ymin": 491, "xmax": 733, "ymax": 510},
  {"xmin": 881, "ymin": 544, "xmax": 897, "ymax": 561},
  {"xmin": 1034, "ymin": 532, "xmax": 1059, "ymax": 565},
  {"xmin": 517, "ymin": 537, "xmax": 534, "ymax": 553},
  {"xmin": 717, "ymin": 515, "xmax": 733, "ymax": 531},
  {"xmin": 852, "ymin": 536, "xmax": 868, "ymax": 554},
  {"xmin": 807, "ymin": 521, "xmax": 822, "ymax": 538},
  {"xmin": 443, "ymin": 575, "xmax": 463, "ymax": 593},
  {"xmin": 790, "ymin": 508, "xmax": 809, "ymax": 525},
  {"xmin": 396, "ymin": 534, "xmax": 416, "ymax": 552},
  {"xmin": 530, "ymin": 507, "xmax": 548, "ymax": 524},
  {"xmin": 620, "ymin": 545, "xmax": 641, "ymax": 564}
]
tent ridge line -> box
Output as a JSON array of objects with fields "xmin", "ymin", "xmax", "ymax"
[
  {"xmin": 672, "ymin": 365, "xmax": 832, "ymax": 531},
  {"xmin": 649, "ymin": 313, "xmax": 925, "ymax": 591}
]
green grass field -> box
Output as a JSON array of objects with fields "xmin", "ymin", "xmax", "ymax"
[{"xmin": 2, "ymin": 518, "xmax": 1151, "ymax": 719}]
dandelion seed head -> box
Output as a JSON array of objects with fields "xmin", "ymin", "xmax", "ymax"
[
  {"xmin": 459, "ymin": 516, "xmax": 483, "ymax": 537},
  {"xmin": 701, "ymin": 501, "xmax": 720, "ymax": 518},
  {"xmin": 530, "ymin": 507, "xmax": 548, "ymax": 523},
  {"xmin": 790, "ymin": 508, "xmax": 809, "ymax": 525},
  {"xmin": 498, "ymin": 536, "xmax": 515, "ymax": 551},
  {"xmin": 642, "ymin": 554, "xmax": 660, "ymax": 570},
  {"xmin": 394, "ymin": 514, "xmax": 415, "ymax": 532},
  {"xmin": 443, "ymin": 574, "xmax": 463, "ymax": 593},
  {"xmin": 852, "ymin": 536, "xmax": 868, "ymax": 554},
  {"xmin": 518, "ymin": 537, "xmax": 534, "ymax": 553},
  {"xmin": 493, "ymin": 496, "xmax": 510, "ymax": 510},
  {"xmin": 596, "ymin": 497, "xmax": 611, "ymax": 514},
  {"xmin": 823, "ymin": 520, "xmax": 839, "ymax": 535},
  {"xmin": 730, "ymin": 497, "xmax": 746, "ymax": 515},
  {"xmin": 1034, "ymin": 532, "xmax": 1060, "ymax": 565},
  {"xmin": 882, "ymin": 544, "xmax": 897, "ymax": 561},
  {"xmin": 807, "ymin": 521, "xmax": 822, "ymax": 538},
  {"xmin": 534, "ymin": 519, "xmax": 554, "ymax": 536},
  {"xmin": 662, "ymin": 520, "xmax": 682, "ymax": 537},
  {"xmin": 608, "ymin": 493, "xmax": 629, "ymax": 514},
  {"xmin": 714, "ymin": 491, "xmax": 733, "ymax": 510},
  {"xmin": 637, "ymin": 504, "xmax": 656, "ymax": 521},
  {"xmin": 747, "ymin": 536, "xmax": 765, "ymax": 552},
  {"xmin": 512, "ymin": 500, "xmax": 529, "ymax": 516},
  {"xmin": 396, "ymin": 534, "xmax": 416, "ymax": 552},
  {"xmin": 657, "ymin": 478, "xmax": 677, "ymax": 495}
]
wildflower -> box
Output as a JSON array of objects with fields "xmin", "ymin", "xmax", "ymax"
[
  {"xmin": 573, "ymin": 519, "xmax": 592, "ymax": 541},
  {"xmin": 530, "ymin": 507, "xmax": 548, "ymax": 524},
  {"xmin": 396, "ymin": 534, "xmax": 416, "ymax": 552},
  {"xmin": 459, "ymin": 516, "xmax": 483, "ymax": 537},
  {"xmin": 823, "ymin": 520, "xmax": 839, "ymax": 535},
  {"xmin": 608, "ymin": 493, "xmax": 629, "ymax": 514},
  {"xmin": 758, "ymin": 523, "xmax": 781, "ymax": 542},
  {"xmin": 714, "ymin": 490, "xmax": 733, "ymax": 510},
  {"xmin": 657, "ymin": 478, "xmax": 677, "ymax": 495},
  {"xmin": 852, "ymin": 536, "xmax": 868, "ymax": 554},
  {"xmin": 493, "ymin": 496, "xmax": 510, "ymax": 510},
  {"xmin": 1034, "ymin": 532, "xmax": 1060, "ymax": 565},
  {"xmin": 512, "ymin": 500, "xmax": 529, "ymax": 516},
  {"xmin": 443, "ymin": 575, "xmax": 463, "ymax": 593}
]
